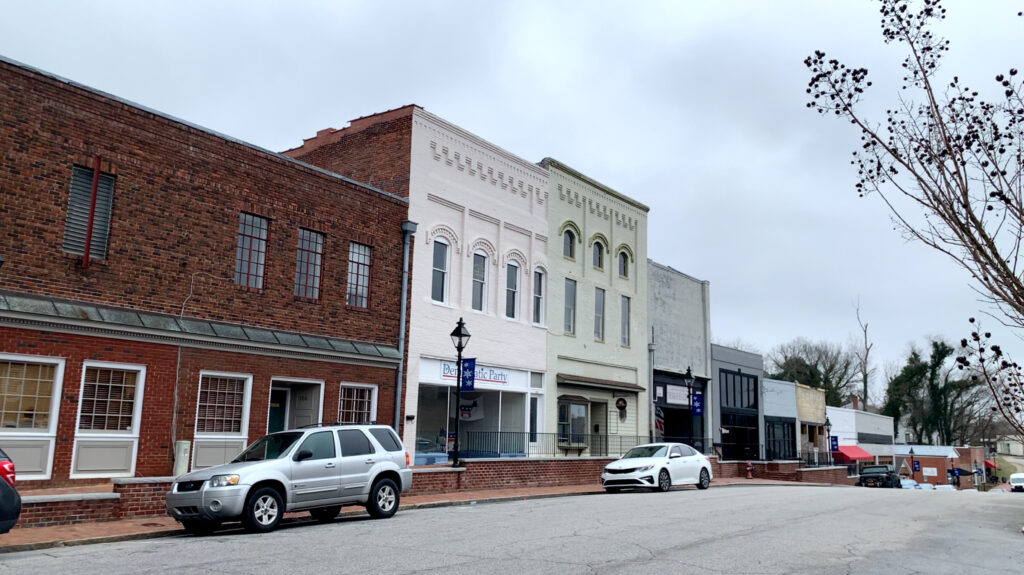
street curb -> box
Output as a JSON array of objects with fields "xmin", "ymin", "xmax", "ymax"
[{"xmin": 0, "ymin": 482, "xmax": 842, "ymax": 554}]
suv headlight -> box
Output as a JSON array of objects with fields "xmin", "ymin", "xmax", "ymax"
[{"xmin": 209, "ymin": 474, "xmax": 240, "ymax": 488}]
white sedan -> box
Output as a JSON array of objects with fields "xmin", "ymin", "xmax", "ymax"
[{"xmin": 601, "ymin": 443, "xmax": 713, "ymax": 492}]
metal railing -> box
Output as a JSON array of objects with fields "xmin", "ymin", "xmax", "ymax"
[
  {"xmin": 801, "ymin": 450, "xmax": 835, "ymax": 468},
  {"xmin": 459, "ymin": 431, "xmax": 648, "ymax": 458}
]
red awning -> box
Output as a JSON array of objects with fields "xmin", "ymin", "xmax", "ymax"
[
  {"xmin": 834, "ymin": 445, "xmax": 874, "ymax": 461},
  {"xmin": 985, "ymin": 459, "xmax": 998, "ymax": 469}
]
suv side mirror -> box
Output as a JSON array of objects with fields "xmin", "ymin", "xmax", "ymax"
[{"xmin": 294, "ymin": 449, "xmax": 314, "ymax": 462}]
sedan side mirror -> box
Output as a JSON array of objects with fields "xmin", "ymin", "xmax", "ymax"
[
  {"xmin": 294, "ymin": 449, "xmax": 314, "ymax": 462},
  {"xmin": 669, "ymin": 453, "xmax": 681, "ymax": 459}
]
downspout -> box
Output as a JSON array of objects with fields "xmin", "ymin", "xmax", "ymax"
[
  {"xmin": 393, "ymin": 220, "xmax": 418, "ymax": 434},
  {"xmin": 82, "ymin": 155, "xmax": 102, "ymax": 268}
]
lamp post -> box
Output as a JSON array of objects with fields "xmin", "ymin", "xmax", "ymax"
[
  {"xmin": 450, "ymin": 317, "xmax": 471, "ymax": 467},
  {"xmin": 682, "ymin": 366, "xmax": 695, "ymax": 446},
  {"xmin": 824, "ymin": 416, "xmax": 832, "ymax": 466},
  {"xmin": 648, "ymin": 332, "xmax": 656, "ymax": 443},
  {"xmin": 909, "ymin": 447, "xmax": 915, "ymax": 482}
]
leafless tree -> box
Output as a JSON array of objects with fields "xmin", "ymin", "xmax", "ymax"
[
  {"xmin": 853, "ymin": 301, "xmax": 876, "ymax": 407},
  {"xmin": 805, "ymin": 0, "xmax": 1024, "ymax": 435}
]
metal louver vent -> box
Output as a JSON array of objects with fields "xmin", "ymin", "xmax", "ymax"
[{"xmin": 62, "ymin": 165, "xmax": 115, "ymax": 260}]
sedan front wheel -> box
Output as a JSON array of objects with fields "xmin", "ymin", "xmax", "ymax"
[{"xmin": 656, "ymin": 469, "xmax": 671, "ymax": 492}]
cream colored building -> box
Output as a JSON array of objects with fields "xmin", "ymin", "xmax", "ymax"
[
  {"xmin": 796, "ymin": 383, "xmax": 827, "ymax": 457},
  {"xmin": 541, "ymin": 159, "xmax": 649, "ymax": 454}
]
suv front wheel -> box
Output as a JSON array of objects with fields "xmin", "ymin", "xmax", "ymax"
[
  {"xmin": 244, "ymin": 486, "xmax": 284, "ymax": 532},
  {"xmin": 366, "ymin": 478, "xmax": 399, "ymax": 519}
]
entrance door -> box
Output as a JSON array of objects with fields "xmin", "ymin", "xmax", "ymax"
[
  {"xmin": 291, "ymin": 386, "xmax": 317, "ymax": 428},
  {"xmin": 268, "ymin": 389, "xmax": 288, "ymax": 433},
  {"xmin": 590, "ymin": 402, "xmax": 608, "ymax": 456}
]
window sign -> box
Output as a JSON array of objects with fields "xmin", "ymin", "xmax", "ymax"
[
  {"xmin": 666, "ymin": 385, "xmax": 690, "ymax": 406},
  {"xmin": 923, "ymin": 467, "xmax": 938, "ymax": 477},
  {"xmin": 442, "ymin": 361, "xmax": 510, "ymax": 385}
]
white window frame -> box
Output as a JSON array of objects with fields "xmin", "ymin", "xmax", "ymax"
[
  {"xmin": 194, "ymin": 371, "xmax": 253, "ymax": 440},
  {"xmin": 532, "ymin": 269, "xmax": 546, "ymax": 325},
  {"xmin": 432, "ymin": 238, "xmax": 450, "ymax": 304},
  {"xmin": 594, "ymin": 287, "xmax": 605, "ymax": 341},
  {"xmin": 338, "ymin": 383, "xmax": 379, "ymax": 424},
  {"xmin": 565, "ymin": 278, "xmax": 577, "ymax": 335},
  {"xmin": 471, "ymin": 250, "xmax": 488, "ymax": 313},
  {"xmin": 70, "ymin": 360, "xmax": 147, "ymax": 479},
  {"xmin": 0, "ymin": 353, "xmax": 66, "ymax": 481},
  {"xmin": 505, "ymin": 262, "xmax": 520, "ymax": 319},
  {"xmin": 621, "ymin": 295, "xmax": 631, "ymax": 347}
]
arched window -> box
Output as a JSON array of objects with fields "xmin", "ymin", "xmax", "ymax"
[
  {"xmin": 431, "ymin": 239, "xmax": 449, "ymax": 303},
  {"xmin": 593, "ymin": 242, "xmax": 605, "ymax": 269},
  {"xmin": 505, "ymin": 262, "xmax": 520, "ymax": 319},
  {"xmin": 472, "ymin": 251, "xmax": 488, "ymax": 312},
  {"xmin": 563, "ymin": 230, "xmax": 576, "ymax": 259},
  {"xmin": 618, "ymin": 251, "xmax": 629, "ymax": 277}
]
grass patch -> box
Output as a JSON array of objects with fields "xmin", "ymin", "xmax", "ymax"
[{"xmin": 993, "ymin": 456, "xmax": 1018, "ymax": 480}]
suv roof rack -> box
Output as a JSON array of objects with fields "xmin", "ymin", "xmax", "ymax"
[{"xmin": 294, "ymin": 420, "xmax": 380, "ymax": 429}]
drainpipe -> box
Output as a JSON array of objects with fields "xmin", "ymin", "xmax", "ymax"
[{"xmin": 393, "ymin": 220, "xmax": 418, "ymax": 434}]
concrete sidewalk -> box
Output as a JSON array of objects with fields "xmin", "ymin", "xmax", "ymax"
[{"xmin": 0, "ymin": 477, "xmax": 809, "ymax": 553}]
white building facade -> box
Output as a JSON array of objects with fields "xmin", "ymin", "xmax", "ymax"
[{"xmin": 542, "ymin": 159, "xmax": 650, "ymax": 453}]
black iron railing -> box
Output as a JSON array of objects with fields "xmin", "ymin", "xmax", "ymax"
[{"xmin": 801, "ymin": 450, "xmax": 835, "ymax": 467}]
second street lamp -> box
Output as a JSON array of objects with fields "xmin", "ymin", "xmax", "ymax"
[{"xmin": 450, "ymin": 317, "xmax": 471, "ymax": 467}]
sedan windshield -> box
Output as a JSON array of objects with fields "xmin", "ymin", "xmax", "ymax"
[
  {"xmin": 623, "ymin": 445, "xmax": 668, "ymax": 459},
  {"xmin": 232, "ymin": 432, "xmax": 303, "ymax": 462}
]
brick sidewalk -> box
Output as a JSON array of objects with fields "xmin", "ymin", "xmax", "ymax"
[{"xmin": 0, "ymin": 477, "xmax": 810, "ymax": 553}]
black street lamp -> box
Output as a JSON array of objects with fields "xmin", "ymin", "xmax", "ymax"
[
  {"xmin": 909, "ymin": 447, "xmax": 915, "ymax": 481},
  {"xmin": 824, "ymin": 416, "xmax": 832, "ymax": 466},
  {"xmin": 681, "ymin": 366, "xmax": 695, "ymax": 445},
  {"xmin": 450, "ymin": 317, "xmax": 471, "ymax": 467}
]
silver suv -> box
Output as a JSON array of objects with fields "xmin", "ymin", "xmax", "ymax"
[{"xmin": 166, "ymin": 424, "xmax": 413, "ymax": 534}]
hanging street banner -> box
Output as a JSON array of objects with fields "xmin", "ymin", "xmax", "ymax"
[
  {"xmin": 913, "ymin": 460, "xmax": 921, "ymax": 472},
  {"xmin": 692, "ymin": 393, "xmax": 704, "ymax": 416},
  {"xmin": 461, "ymin": 358, "xmax": 476, "ymax": 391},
  {"xmin": 829, "ymin": 436, "xmax": 839, "ymax": 452}
]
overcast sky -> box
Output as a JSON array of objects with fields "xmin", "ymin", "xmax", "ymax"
[{"xmin": 2, "ymin": 1, "xmax": 1020, "ymax": 400}]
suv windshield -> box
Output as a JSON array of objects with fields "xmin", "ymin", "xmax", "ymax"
[
  {"xmin": 623, "ymin": 445, "xmax": 668, "ymax": 459},
  {"xmin": 861, "ymin": 466, "xmax": 889, "ymax": 474},
  {"xmin": 232, "ymin": 432, "xmax": 303, "ymax": 462}
]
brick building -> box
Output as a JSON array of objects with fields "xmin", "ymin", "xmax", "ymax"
[{"xmin": 0, "ymin": 56, "xmax": 412, "ymax": 488}]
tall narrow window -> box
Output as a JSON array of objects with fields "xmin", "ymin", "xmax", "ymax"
[
  {"xmin": 346, "ymin": 242, "xmax": 372, "ymax": 307},
  {"xmin": 505, "ymin": 262, "xmax": 520, "ymax": 319},
  {"xmin": 431, "ymin": 240, "xmax": 449, "ymax": 303},
  {"xmin": 594, "ymin": 287, "xmax": 605, "ymax": 341},
  {"xmin": 532, "ymin": 270, "xmax": 545, "ymax": 324},
  {"xmin": 593, "ymin": 242, "xmax": 604, "ymax": 269},
  {"xmin": 618, "ymin": 252, "xmax": 629, "ymax": 278},
  {"xmin": 563, "ymin": 230, "xmax": 576, "ymax": 259},
  {"xmin": 564, "ymin": 278, "xmax": 577, "ymax": 335},
  {"xmin": 472, "ymin": 252, "xmax": 487, "ymax": 312},
  {"xmin": 621, "ymin": 295, "xmax": 631, "ymax": 346},
  {"xmin": 235, "ymin": 213, "xmax": 268, "ymax": 289},
  {"xmin": 63, "ymin": 165, "xmax": 115, "ymax": 260},
  {"xmin": 295, "ymin": 229, "xmax": 325, "ymax": 300}
]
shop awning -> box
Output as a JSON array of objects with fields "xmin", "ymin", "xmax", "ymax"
[
  {"xmin": 985, "ymin": 459, "xmax": 998, "ymax": 469},
  {"xmin": 556, "ymin": 373, "xmax": 645, "ymax": 393},
  {"xmin": 834, "ymin": 445, "xmax": 874, "ymax": 461}
]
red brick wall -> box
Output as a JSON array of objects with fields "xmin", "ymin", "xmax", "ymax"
[
  {"xmin": 15, "ymin": 498, "xmax": 120, "ymax": 528},
  {"xmin": 115, "ymin": 481, "xmax": 174, "ymax": 519},
  {"xmin": 0, "ymin": 59, "xmax": 408, "ymax": 344},
  {"xmin": 3, "ymin": 327, "xmax": 398, "ymax": 489},
  {"xmin": 283, "ymin": 107, "xmax": 414, "ymax": 199}
]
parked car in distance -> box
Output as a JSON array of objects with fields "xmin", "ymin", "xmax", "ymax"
[
  {"xmin": 988, "ymin": 488, "xmax": 1006, "ymax": 494},
  {"xmin": 601, "ymin": 443, "xmax": 713, "ymax": 493},
  {"xmin": 857, "ymin": 465, "xmax": 900, "ymax": 488},
  {"xmin": 1010, "ymin": 472, "xmax": 1024, "ymax": 492},
  {"xmin": 933, "ymin": 484, "xmax": 957, "ymax": 492},
  {"xmin": 918, "ymin": 483, "xmax": 936, "ymax": 490},
  {"xmin": 0, "ymin": 447, "xmax": 21, "ymax": 534},
  {"xmin": 899, "ymin": 478, "xmax": 920, "ymax": 489},
  {"xmin": 166, "ymin": 424, "xmax": 413, "ymax": 534}
]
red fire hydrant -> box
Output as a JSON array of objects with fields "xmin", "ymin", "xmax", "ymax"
[{"xmin": 746, "ymin": 462, "xmax": 754, "ymax": 479}]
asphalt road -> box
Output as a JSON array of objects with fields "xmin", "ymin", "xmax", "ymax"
[{"xmin": 3, "ymin": 485, "xmax": 1023, "ymax": 574}]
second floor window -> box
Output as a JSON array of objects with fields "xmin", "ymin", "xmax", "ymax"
[
  {"xmin": 563, "ymin": 230, "xmax": 576, "ymax": 259},
  {"xmin": 505, "ymin": 262, "xmax": 520, "ymax": 319},
  {"xmin": 472, "ymin": 252, "xmax": 487, "ymax": 312},
  {"xmin": 235, "ymin": 213, "xmax": 268, "ymax": 289},
  {"xmin": 594, "ymin": 287, "xmax": 605, "ymax": 341},
  {"xmin": 63, "ymin": 165, "xmax": 115, "ymax": 261},
  {"xmin": 346, "ymin": 242, "xmax": 372, "ymax": 307},
  {"xmin": 618, "ymin": 252, "xmax": 629, "ymax": 277},
  {"xmin": 593, "ymin": 242, "xmax": 604, "ymax": 269},
  {"xmin": 621, "ymin": 295, "xmax": 631, "ymax": 346},
  {"xmin": 564, "ymin": 278, "xmax": 577, "ymax": 335},
  {"xmin": 532, "ymin": 270, "xmax": 545, "ymax": 324},
  {"xmin": 431, "ymin": 240, "xmax": 449, "ymax": 303},
  {"xmin": 295, "ymin": 229, "xmax": 324, "ymax": 300}
]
